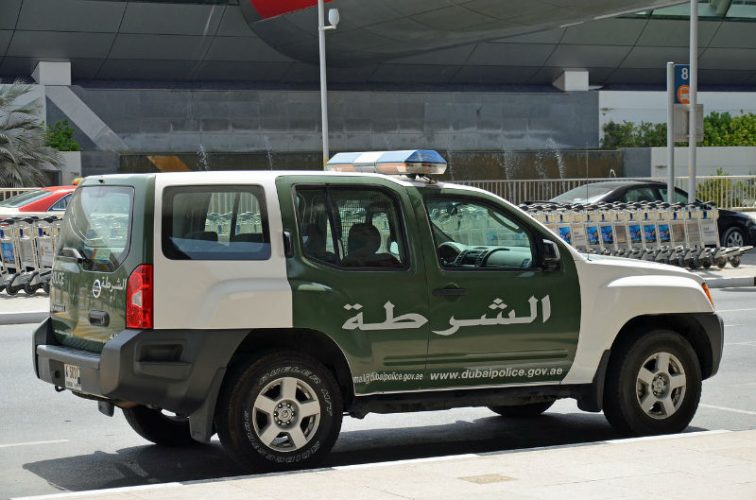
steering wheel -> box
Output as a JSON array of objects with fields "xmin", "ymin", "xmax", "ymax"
[{"xmin": 438, "ymin": 242, "xmax": 462, "ymax": 266}]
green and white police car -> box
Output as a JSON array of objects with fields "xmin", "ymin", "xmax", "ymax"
[{"xmin": 33, "ymin": 150, "xmax": 723, "ymax": 471}]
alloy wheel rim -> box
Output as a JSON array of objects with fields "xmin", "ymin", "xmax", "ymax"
[
  {"xmin": 635, "ymin": 351, "xmax": 687, "ymax": 420},
  {"xmin": 726, "ymin": 231, "xmax": 744, "ymax": 247},
  {"xmin": 251, "ymin": 376, "xmax": 321, "ymax": 452}
]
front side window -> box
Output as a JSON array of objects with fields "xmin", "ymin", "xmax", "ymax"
[
  {"xmin": 295, "ymin": 187, "xmax": 407, "ymax": 269},
  {"xmin": 425, "ymin": 196, "xmax": 534, "ymax": 270},
  {"xmin": 57, "ymin": 186, "xmax": 133, "ymax": 271},
  {"xmin": 622, "ymin": 187, "xmax": 656, "ymax": 203},
  {"xmin": 162, "ymin": 185, "xmax": 270, "ymax": 261}
]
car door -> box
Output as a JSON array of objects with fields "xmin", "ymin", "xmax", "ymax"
[
  {"xmin": 277, "ymin": 177, "xmax": 430, "ymax": 394},
  {"xmin": 418, "ymin": 187, "xmax": 581, "ymax": 389}
]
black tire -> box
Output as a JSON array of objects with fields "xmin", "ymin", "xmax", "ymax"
[
  {"xmin": 701, "ymin": 258, "xmax": 712, "ymax": 270},
  {"xmin": 122, "ymin": 406, "xmax": 196, "ymax": 446},
  {"xmin": 729, "ymin": 256, "xmax": 741, "ymax": 268},
  {"xmin": 721, "ymin": 227, "xmax": 746, "ymax": 248},
  {"xmin": 5, "ymin": 284, "xmax": 19, "ymax": 296},
  {"xmin": 716, "ymin": 257, "xmax": 727, "ymax": 269},
  {"xmin": 489, "ymin": 401, "xmax": 554, "ymax": 418},
  {"xmin": 603, "ymin": 330, "xmax": 702, "ymax": 436},
  {"xmin": 42, "ymin": 282, "xmax": 50, "ymax": 294},
  {"xmin": 23, "ymin": 282, "xmax": 37, "ymax": 295},
  {"xmin": 216, "ymin": 352, "xmax": 343, "ymax": 472}
]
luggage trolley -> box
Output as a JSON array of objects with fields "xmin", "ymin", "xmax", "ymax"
[
  {"xmin": 9, "ymin": 217, "xmax": 42, "ymax": 294},
  {"xmin": 33, "ymin": 217, "xmax": 59, "ymax": 294},
  {"xmin": 0, "ymin": 219, "xmax": 22, "ymax": 294}
]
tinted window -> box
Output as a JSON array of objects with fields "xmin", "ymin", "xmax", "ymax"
[
  {"xmin": 295, "ymin": 187, "xmax": 407, "ymax": 269},
  {"xmin": 57, "ymin": 186, "xmax": 133, "ymax": 271},
  {"xmin": 50, "ymin": 194, "xmax": 72, "ymax": 211},
  {"xmin": 659, "ymin": 188, "xmax": 689, "ymax": 204},
  {"xmin": 425, "ymin": 196, "xmax": 534, "ymax": 270},
  {"xmin": 163, "ymin": 186, "xmax": 270, "ymax": 261},
  {"xmin": 622, "ymin": 187, "xmax": 657, "ymax": 203}
]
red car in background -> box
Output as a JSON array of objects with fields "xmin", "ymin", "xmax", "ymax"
[{"xmin": 0, "ymin": 186, "xmax": 77, "ymax": 219}]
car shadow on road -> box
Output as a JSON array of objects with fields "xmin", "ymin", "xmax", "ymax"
[{"xmin": 21, "ymin": 412, "xmax": 709, "ymax": 494}]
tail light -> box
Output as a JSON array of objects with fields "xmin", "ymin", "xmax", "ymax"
[{"xmin": 126, "ymin": 264, "xmax": 153, "ymax": 329}]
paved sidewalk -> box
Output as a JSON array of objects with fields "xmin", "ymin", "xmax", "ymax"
[
  {"xmin": 694, "ymin": 263, "xmax": 756, "ymax": 288},
  {"xmin": 0, "ymin": 294, "xmax": 48, "ymax": 325},
  {"xmin": 18, "ymin": 430, "xmax": 756, "ymax": 500}
]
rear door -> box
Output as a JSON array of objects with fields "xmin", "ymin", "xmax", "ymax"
[
  {"xmin": 277, "ymin": 176, "xmax": 430, "ymax": 394},
  {"xmin": 50, "ymin": 181, "xmax": 144, "ymax": 351},
  {"xmin": 417, "ymin": 187, "xmax": 581, "ymax": 389}
]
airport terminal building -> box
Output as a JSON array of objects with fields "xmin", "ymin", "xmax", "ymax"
[{"xmin": 1, "ymin": 0, "xmax": 755, "ymax": 180}]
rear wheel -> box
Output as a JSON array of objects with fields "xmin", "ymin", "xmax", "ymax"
[
  {"xmin": 729, "ymin": 256, "xmax": 741, "ymax": 268},
  {"xmin": 721, "ymin": 227, "xmax": 745, "ymax": 248},
  {"xmin": 604, "ymin": 330, "xmax": 701, "ymax": 436},
  {"xmin": 122, "ymin": 406, "xmax": 196, "ymax": 446},
  {"xmin": 5, "ymin": 283, "xmax": 19, "ymax": 296},
  {"xmin": 489, "ymin": 401, "xmax": 554, "ymax": 418},
  {"xmin": 216, "ymin": 352, "xmax": 343, "ymax": 472}
]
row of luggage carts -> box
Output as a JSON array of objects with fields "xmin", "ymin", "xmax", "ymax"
[
  {"xmin": 0, "ymin": 216, "xmax": 61, "ymax": 295},
  {"xmin": 522, "ymin": 201, "xmax": 752, "ymax": 269}
]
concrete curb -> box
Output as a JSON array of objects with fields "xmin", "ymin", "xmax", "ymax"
[
  {"xmin": 0, "ymin": 311, "xmax": 47, "ymax": 325},
  {"xmin": 704, "ymin": 276, "xmax": 756, "ymax": 289}
]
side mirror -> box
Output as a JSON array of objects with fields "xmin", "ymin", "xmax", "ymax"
[{"xmin": 542, "ymin": 240, "xmax": 561, "ymax": 271}]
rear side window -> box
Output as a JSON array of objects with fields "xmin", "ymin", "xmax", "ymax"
[
  {"xmin": 295, "ymin": 187, "xmax": 407, "ymax": 269},
  {"xmin": 57, "ymin": 186, "xmax": 133, "ymax": 271},
  {"xmin": 162, "ymin": 185, "xmax": 270, "ymax": 261}
]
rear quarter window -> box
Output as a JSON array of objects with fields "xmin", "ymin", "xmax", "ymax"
[{"xmin": 162, "ymin": 185, "xmax": 271, "ymax": 261}]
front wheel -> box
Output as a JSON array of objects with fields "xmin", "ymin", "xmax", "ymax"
[
  {"xmin": 489, "ymin": 401, "xmax": 554, "ymax": 418},
  {"xmin": 216, "ymin": 352, "xmax": 343, "ymax": 472},
  {"xmin": 603, "ymin": 330, "xmax": 701, "ymax": 436},
  {"xmin": 122, "ymin": 406, "xmax": 196, "ymax": 446}
]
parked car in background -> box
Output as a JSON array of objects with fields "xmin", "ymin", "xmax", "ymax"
[
  {"xmin": 551, "ymin": 180, "xmax": 756, "ymax": 248},
  {"xmin": 0, "ymin": 185, "xmax": 77, "ymax": 219}
]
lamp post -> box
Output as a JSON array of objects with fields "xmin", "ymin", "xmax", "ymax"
[
  {"xmin": 318, "ymin": 0, "xmax": 339, "ymax": 168},
  {"xmin": 688, "ymin": 0, "xmax": 698, "ymax": 202}
]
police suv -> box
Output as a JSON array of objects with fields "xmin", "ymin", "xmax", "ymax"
[{"xmin": 33, "ymin": 150, "xmax": 723, "ymax": 471}]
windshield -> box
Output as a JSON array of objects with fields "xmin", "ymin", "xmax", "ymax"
[
  {"xmin": 551, "ymin": 185, "xmax": 614, "ymax": 203},
  {"xmin": 0, "ymin": 190, "xmax": 48, "ymax": 208},
  {"xmin": 57, "ymin": 186, "xmax": 133, "ymax": 271}
]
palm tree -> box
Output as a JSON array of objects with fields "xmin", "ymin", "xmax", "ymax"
[{"xmin": 0, "ymin": 81, "xmax": 61, "ymax": 187}]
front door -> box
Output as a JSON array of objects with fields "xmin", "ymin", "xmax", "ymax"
[{"xmin": 419, "ymin": 189, "xmax": 581, "ymax": 389}]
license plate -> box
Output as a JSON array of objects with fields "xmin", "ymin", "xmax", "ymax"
[{"xmin": 64, "ymin": 364, "xmax": 81, "ymax": 392}]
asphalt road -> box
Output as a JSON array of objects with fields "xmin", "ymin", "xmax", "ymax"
[{"xmin": 1, "ymin": 288, "xmax": 755, "ymax": 499}]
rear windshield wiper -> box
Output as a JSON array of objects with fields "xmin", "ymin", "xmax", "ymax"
[{"xmin": 61, "ymin": 247, "xmax": 93, "ymax": 265}]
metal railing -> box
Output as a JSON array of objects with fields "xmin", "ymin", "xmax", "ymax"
[
  {"xmin": 456, "ymin": 176, "xmax": 756, "ymax": 210},
  {"xmin": 0, "ymin": 188, "xmax": 37, "ymax": 202}
]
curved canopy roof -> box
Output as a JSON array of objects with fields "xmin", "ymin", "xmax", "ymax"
[{"xmin": 0, "ymin": 0, "xmax": 754, "ymax": 86}]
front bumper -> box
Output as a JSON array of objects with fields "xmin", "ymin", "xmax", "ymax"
[
  {"xmin": 33, "ymin": 318, "xmax": 247, "ymax": 416},
  {"xmin": 691, "ymin": 312, "xmax": 724, "ymax": 379}
]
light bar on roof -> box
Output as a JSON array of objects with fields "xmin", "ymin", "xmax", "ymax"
[{"xmin": 326, "ymin": 150, "xmax": 447, "ymax": 175}]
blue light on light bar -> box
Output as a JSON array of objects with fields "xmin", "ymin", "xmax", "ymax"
[{"xmin": 326, "ymin": 150, "xmax": 447, "ymax": 175}]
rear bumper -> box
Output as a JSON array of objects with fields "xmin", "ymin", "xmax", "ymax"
[{"xmin": 33, "ymin": 318, "xmax": 247, "ymax": 416}]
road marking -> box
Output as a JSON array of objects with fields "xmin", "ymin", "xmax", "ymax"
[
  {"xmin": 717, "ymin": 308, "xmax": 756, "ymax": 313},
  {"xmin": 605, "ymin": 429, "xmax": 731, "ymax": 444},
  {"xmin": 725, "ymin": 341, "xmax": 756, "ymax": 347},
  {"xmin": 700, "ymin": 404, "xmax": 756, "ymax": 416},
  {"xmin": 334, "ymin": 453, "xmax": 478, "ymax": 470},
  {"xmin": 0, "ymin": 439, "xmax": 69, "ymax": 449}
]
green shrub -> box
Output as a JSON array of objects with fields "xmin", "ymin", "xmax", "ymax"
[{"xmin": 46, "ymin": 120, "xmax": 80, "ymax": 152}]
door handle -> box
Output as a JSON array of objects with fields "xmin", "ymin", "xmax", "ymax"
[
  {"xmin": 432, "ymin": 286, "xmax": 466, "ymax": 297},
  {"xmin": 89, "ymin": 310, "xmax": 110, "ymax": 327}
]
